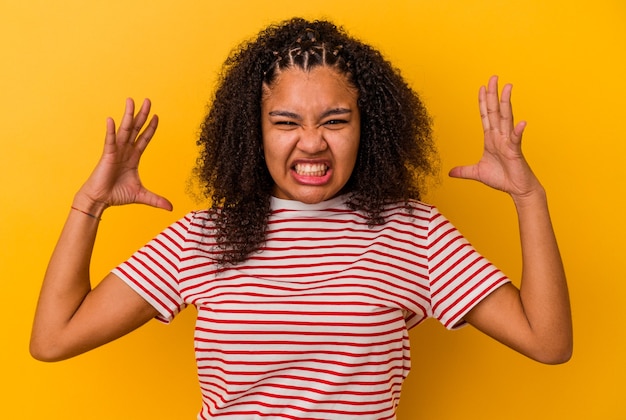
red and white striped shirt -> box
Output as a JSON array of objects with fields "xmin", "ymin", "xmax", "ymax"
[{"xmin": 113, "ymin": 195, "xmax": 509, "ymax": 419}]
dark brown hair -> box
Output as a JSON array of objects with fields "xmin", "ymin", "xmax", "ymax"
[{"xmin": 196, "ymin": 17, "xmax": 438, "ymax": 265}]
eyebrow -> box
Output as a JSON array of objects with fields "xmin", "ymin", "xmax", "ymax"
[{"xmin": 268, "ymin": 108, "xmax": 352, "ymax": 120}]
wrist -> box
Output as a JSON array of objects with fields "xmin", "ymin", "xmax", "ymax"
[
  {"xmin": 72, "ymin": 193, "xmax": 109, "ymax": 219},
  {"xmin": 511, "ymin": 184, "xmax": 547, "ymax": 211}
]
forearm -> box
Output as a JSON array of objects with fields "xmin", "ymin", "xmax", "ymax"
[
  {"xmin": 513, "ymin": 185, "xmax": 572, "ymax": 360},
  {"xmin": 31, "ymin": 99, "xmax": 170, "ymax": 361},
  {"xmin": 30, "ymin": 194, "xmax": 108, "ymax": 358}
]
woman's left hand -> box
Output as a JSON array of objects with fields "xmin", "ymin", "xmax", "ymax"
[
  {"xmin": 449, "ymin": 75, "xmax": 541, "ymax": 200},
  {"xmin": 455, "ymin": 76, "xmax": 573, "ymax": 364}
]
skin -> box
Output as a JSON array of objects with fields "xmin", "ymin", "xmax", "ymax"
[
  {"xmin": 29, "ymin": 99, "xmax": 162, "ymax": 361},
  {"xmin": 261, "ymin": 66, "xmax": 360, "ymax": 204},
  {"xmin": 30, "ymin": 74, "xmax": 572, "ymax": 365},
  {"xmin": 454, "ymin": 76, "xmax": 572, "ymax": 363}
]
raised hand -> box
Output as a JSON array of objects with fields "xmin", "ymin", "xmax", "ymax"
[
  {"xmin": 30, "ymin": 98, "xmax": 170, "ymax": 362},
  {"xmin": 74, "ymin": 98, "xmax": 173, "ymax": 215},
  {"xmin": 451, "ymin": 77, "xmax": 572, "ymax": 365},
  {"xmin": 449, "ymin": 76, "xmax": 542, "ymax": 201}
]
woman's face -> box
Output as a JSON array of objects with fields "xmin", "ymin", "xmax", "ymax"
[{"xmin": 261, "ymin": 65, "xmax": 360, "ymax": 204}]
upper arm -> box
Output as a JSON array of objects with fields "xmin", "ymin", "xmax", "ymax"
[
  {"xmin": 34, "ymin": 273, "xmax": 159, "ymax": 362},
  {"xmin": 464, "ymin": 282, "xmax": 572, "ymax": 364},
  {"xmin": 463, "ymin": 283, "xmax": 537, "ymax": 358}
]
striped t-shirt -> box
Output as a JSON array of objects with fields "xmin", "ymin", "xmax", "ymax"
[{"xmin": 113, "ymin": 195, "xmax": 509, "ymax": 419}]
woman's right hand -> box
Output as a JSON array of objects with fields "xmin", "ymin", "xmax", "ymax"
[
  {"xmin": 73, "ymin": 98, "xmax": 173, "ymax": 216},
  {"xmin": 30, "ymin": 98, "xmax": 170, "ymax": 361}
]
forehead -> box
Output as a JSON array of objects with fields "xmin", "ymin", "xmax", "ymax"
[{"xmin": 262, "ymin": 66, "xmax": 358, "ymax": 107}]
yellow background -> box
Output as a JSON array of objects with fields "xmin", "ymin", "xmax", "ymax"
[{"xmin": 1, "ymin": 0, "xmax": 624, "ymax": 418}]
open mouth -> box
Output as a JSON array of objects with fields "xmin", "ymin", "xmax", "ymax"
[{"xmin": 294, "ymin": 162, "xmax": 329, "ymax": 177}]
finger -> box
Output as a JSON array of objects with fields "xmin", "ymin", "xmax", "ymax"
[
  {"xmin": 135, "ymin": 189, "xmax": 173, "ymax": 211},
  {"xmin": 485, "ymin": 75, "xmax": 501, "ymax": 130},
  {"xmin": 512, "ymin": 120, "xmax": 527, "ymax": 144},
  {"xmin": 117, "ymin": 98, "xmax": 136, "ymax": 143},
  {"xmin": 448, "ymin": 164, "xmax": 480, "ymax": 181},
  {"xmin": 501, "ymin": 83, "xmax": 527, "ymax": 144},
  {"xmin": 129, "ymin": 99, "xmax": 153, "ymax": 142},
  {"xmin": 135, "ymin": 114, "xmax": 159, "ymax": 153},
  {"xmin": 478, "ymin": 85, "xmax": 490, "ymax": 132},
  {"xmin": 104, "ymin": 117, "xmax": 116, "ymax": 146},
  {"xmin": 499, "ymin": 83, "xmax": 515, "ymax": 134}
]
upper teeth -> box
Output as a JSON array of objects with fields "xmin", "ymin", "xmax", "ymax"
[{"xmin": 295, "ymin": 163, "xmax": 327, "ymax": 176}]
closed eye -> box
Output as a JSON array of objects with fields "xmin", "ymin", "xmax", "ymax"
[
  {"xmin": 274, "ymin": 120, "xmax": 299, "ymax": 127},
  {"xmin": 321, "ymin": 108, "xmax": 352, "ymax": 129},
  {"xmin": 322, "ymin": 119, "xmax": 349, "ymax": 130}
]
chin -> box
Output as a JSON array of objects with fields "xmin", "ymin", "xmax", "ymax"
[
  {"xmin": 277, "ymin": 187, "xmax": 339, "ymax": 204},
  {"xmin": 297, "ymin": 196, "xmax": 327, "ymax": 204}
]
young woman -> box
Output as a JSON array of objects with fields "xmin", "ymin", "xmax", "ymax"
[{"xmin": 31, "ymin": 18, "xmax": 572, "ymax": 419}]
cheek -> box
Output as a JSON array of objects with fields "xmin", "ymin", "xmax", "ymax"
[
  {"xmin": 262, "ymin": 136, "xmax": 289, "ymax": 175},
  {"xmin": 341, "ymin": 134, "xmax": 360, "ymax": 168}
]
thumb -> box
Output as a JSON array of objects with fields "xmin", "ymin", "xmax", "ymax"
[
  {"xmin": 448, "ymin": 164, "xmax": 479, "ymax": 181},
  {"xmin": 136, "ymin": 189, "xmax": 174, "ymax": 211}
]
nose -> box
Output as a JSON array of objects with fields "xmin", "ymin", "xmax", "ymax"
[{"xmin": 296, "ymin": 127, "xmax": 328, "ymax": 154}]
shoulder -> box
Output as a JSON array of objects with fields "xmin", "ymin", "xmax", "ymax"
[
  {"xmin": 381, "ymin": 199, "xmax": 437, "ymax": 224},
  {"xmin": 159, "ymin": 209, "xmax": 219, "ymax": 244}
]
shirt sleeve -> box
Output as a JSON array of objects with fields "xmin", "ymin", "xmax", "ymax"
[
  {"xmin": 111, "ymin": 213, "xmax": 196, "ymax": 324},
  {"xmin": 427, "ymin": 207, "xmax": 510, "ymax": 330}
]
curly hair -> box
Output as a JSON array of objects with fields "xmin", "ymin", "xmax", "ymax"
[{"xmin": 196, "ymin": 17, "xmax": 438, "ymax": 265}]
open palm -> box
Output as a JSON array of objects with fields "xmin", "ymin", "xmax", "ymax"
[
  {"xmin": 77, "ymin": 98, "xmax": 172, "ymax": 212},
  {"xmin": 449, "ymin": 76, "xmax": 541, "ymax": 200}
]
